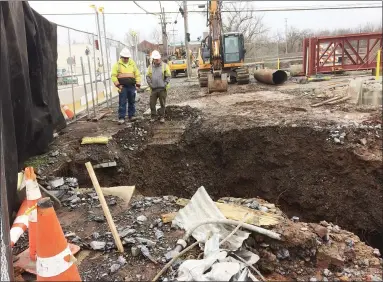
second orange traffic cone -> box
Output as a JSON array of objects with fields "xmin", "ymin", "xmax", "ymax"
[
  {"xmin": 36, "ymin": 197, "xmax": 81, "ymax": 281},
  {"xmin": 62, "ymin": 105, "xmax": 74, "ymax": 120},
  {"xmin": 25, "ymin": 167, "xmax": 42, "ymax": 261},
  {"xmin": 10, "ymin": 199, "xmax": 29, "ymax": 247}
]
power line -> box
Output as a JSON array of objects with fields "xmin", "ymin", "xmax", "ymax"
[
  {"xmin": 133, "ymin": 1, "xmax": 158, "ymax": 15},
  {"xmin": 40, "ymin": 4, "xmax": 382, "ymax": 16}
]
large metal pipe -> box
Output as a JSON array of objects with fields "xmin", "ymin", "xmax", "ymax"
[{"xmin": 254, "ymin": 69, "xmax": 288, "ymax": 85}]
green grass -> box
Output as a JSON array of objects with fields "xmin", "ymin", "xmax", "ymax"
[{"xmin": 24, "ymin": 154, "xmax": 50, "ymax": 168}]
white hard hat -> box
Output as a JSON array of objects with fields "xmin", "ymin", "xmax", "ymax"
[
  {"xmin": 151, "ymin": 50, "xmax": 161, "ymax": 59},
  {"xmin": 120, "ymin": 48, "xmax": 131, "ymax": 58}
]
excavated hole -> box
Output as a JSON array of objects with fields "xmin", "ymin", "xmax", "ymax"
[{"xmin": 56, "ymin": 123, "xmax": 382, "ymax": 253}]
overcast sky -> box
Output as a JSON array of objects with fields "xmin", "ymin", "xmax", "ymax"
[{"xmin": 29, "ymin": 1, "xmax": 382, "ymax": 44}]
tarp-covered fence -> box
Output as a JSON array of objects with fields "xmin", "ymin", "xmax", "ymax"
[{"xmin": 0, "ymin": 1, "xmax": 66, "ymax": 277}]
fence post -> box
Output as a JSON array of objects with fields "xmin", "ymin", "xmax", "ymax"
[
  {"xmin": 91, "ymin": 5, "xmax": 110, "ymax": 108},
  {"xmin": 67, "ymin": 28, "xmax": 76, "ymax": 120},
  {"xmin": 87, "ymin": 53, "xmax": 96, "ymax": 118},
  {"xmin": 92, "ymin": 34, "xmax": 99, "ymax": 106},
  {"xmin": 80, "ymin": 56, "xmax": 90, "ymax": 118},
  {"xmin": 100, "ymin": 9, "xmax": 113, "ymax": 104}
]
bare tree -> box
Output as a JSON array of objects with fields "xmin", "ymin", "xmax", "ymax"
[
  {"xmin": 85, "ymin": 33, "xmax": 94, "ymax": 45},
  {"xmin": 285, "ymin": 27, "xmax": 313, "ymax": 53},
  {"xmin": 151, "ymin": 28, "xmax": 162, "ymax": 45},
  {"xmin": 124, "ymin": 29, "xmax": 140, "ymax": 48},
  {"xmin": 222, "ymin": 1, "xmax": 269, "ymax": 53}
]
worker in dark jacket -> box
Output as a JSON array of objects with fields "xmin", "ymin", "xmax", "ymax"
[{"xmin": 146, "ymin": 50, "xmax": 171, "ymax": 123}]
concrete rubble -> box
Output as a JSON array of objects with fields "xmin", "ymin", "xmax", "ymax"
[{"xmin": 13, "ymin": 179, "xmax": 382, "ymax": 281}]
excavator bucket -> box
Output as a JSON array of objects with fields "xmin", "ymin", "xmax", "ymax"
[{"xmin": 207, "ymin": 73, "xmax": 228, "ymax": 93}]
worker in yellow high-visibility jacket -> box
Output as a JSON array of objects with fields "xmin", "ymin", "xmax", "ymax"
[{"xmin": 111, "ymin": 48, "xmax": 141, "ymax": 124}]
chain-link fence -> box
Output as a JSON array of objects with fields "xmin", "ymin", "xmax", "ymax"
[
  {"xmin": 57, "ymin": 24, "xmax": 148, "ymax": 121},
  {"xmin": 244, "ymin": 41, "xmax": 303, "ymax": 69}
]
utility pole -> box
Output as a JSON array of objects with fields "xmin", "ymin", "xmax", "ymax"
[
  {"xmin": 183, "ymin": 0, "xmax": 192, "ymax": 78},
  {"xmin": 284, "ymin": 18, "xmax": 288, "ymax": 54},
  {"xmin": 169, "ymin": 26, "xmax": 178, "ymax": 55},
  {"xmin": 158, "ymin": 8, "xmax": 170, "ymax": 61}
]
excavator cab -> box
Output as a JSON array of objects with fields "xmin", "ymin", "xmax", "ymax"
[{"xmin": 222, "ymin": 32, "xmax": 246, "ymax": 64}]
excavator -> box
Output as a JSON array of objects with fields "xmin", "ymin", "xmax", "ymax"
[{"xmin": 198, "ymin": 0, "xmax": 250, "ymax": 93}]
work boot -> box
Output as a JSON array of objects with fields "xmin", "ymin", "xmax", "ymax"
[
  {"xmin": 118, "ymin": 119, "xmax": 125, "ymax": 125},
  {"xmin": 160, "ymin": 117, "xmax": 165, "ymax": 123},
  {"xmin": 129, "ymin": 116, "xmax": 138, "ymax": 122}
]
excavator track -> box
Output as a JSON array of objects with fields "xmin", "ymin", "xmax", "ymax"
[
  {"xmin": 198, "ymin": 71, "xmax": 209, "ymax": 87},
  {"xmin": 236, "ymin": 68, "xmax": 250, "ymax": 85}
]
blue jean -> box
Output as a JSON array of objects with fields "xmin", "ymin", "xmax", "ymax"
[{"xmin": 118, "ymin": 85, "xmax": 136, "ymax": 119}]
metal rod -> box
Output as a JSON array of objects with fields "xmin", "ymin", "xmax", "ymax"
[
  {"xmin": 67, "ymin": 28, "xmax": 77, "ymax": 120},
  {"xmin": 100, "ymin": 10, "xmax": 113, "ymax": 105},
  {"xmin": 93, "ymin": 7, "xmax": 110, "ymax": 108},
  {"xmin": 87, "ymin": 54, "xmax": 96, "ymax": 117},
  {"xmin": 92, "ymin": 34, "xmax": 99, "ymax": 106},
  {"xmin": 80, "ymin": 56, "xmax": 90, "ymax": 118}
]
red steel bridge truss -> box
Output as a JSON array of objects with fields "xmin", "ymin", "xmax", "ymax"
[{"xmin": 303, "ymin": 32, "xmax": 382, "ymax": 76}]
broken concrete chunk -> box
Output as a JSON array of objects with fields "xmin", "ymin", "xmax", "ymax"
[
  {"xmin": 90, "ymin": 241, "xmax": 106, "ymax": 250},
  {"xmin": 110, "ymin": 263, "xmax": 120, "ymax": 273},
  {"xmin": 334, "ymin": 137, "xmax": 341, "ymax": 144},
  {"xmin": 137, "ymin": 215, "xmax": 147, "ymax": 222},
  {"xmin": 314, "ymin": 225, "xmax": 329, "ymax": 238},
  {"xmin": 70, "ymin": 196, "xmax": 81, "ymax": 204},
  {"xmin": 277, "ymin": 249, "xmax": 290, "ymax": 260},
  {"xmin": 291, "ymin": 216, "xmax": 299, "ymax": 222},
  {"xmin": 359, "ymin": 138, "xmax": 367, "ymax": 146},
  {"xmin": 117, "ymin": 256, "xmax": 127, "ymax": 265},
  {"xmin": 323, "ymin": 268, "xmax": 332, "ymax": 277},
  {"xmin": 155, "ymin": 229, "xmax": 164, "ymax": 240},
  {"xmin": 92, "ymin": 232, "xmax": 100, "ymax": 239},
  {"xmin": 49, "ymin": 177, "xmax": 64, "ymax": 188},
  {"xmin": 131, "ymin": 246, "xmax": 140, "ymax": 257},
  {"xmin": 93, "ymin": 161, "xmax": 117, "ymax": 169},
  {"xmin": 139, "ymin": 245, "xmax": 158, "ymax": 264},
  {"xmin": 119, "ymin": 228, "xmax": 136, "ymax": 238},
  {"xmin": 320, "ymin": 220, "xmax": 329, "ymax": 227},
  {"xmin": 317, "ymin": 245, "xmax": 345, "ymax": 268},
  {"xmin": 259, "ymin": 206, "xmax": 269, "ymax": 212},
  {"xmin": 123, "ymin": 238, "xmax": 136, "ymax": 245},
  {"xmin": 136, "ymin": 237, "xmax": 156, "ymax": 248},
  {"xmin": 93, "ymin": 216, "xmax": 105, "ymax": 223},
  {"xmin": 50, "ymin": 150, "xmax": 59, "ymax": 157},
  {"xmin": 373, "ymin": 248, "xmax": 381, "ymax": 257},
  {"xmin": 246, "ymin": 200, "xmax": 260, "ymax": 210}
]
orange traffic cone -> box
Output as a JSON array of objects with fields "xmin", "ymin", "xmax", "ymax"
[
  {"xmin": 36, "ymin": 197, "xmax": 81, "ymax": 281},
  {"xmin": 62, "ymin": 105, "xmax": 74, "ymax": 120},
  {"xmin": 25, "ymin": 167, "xmax": 42, "ymax": 261},
  {"xmin": 10, "ymin": 199, "xmax": 29, "ymax": 247}
]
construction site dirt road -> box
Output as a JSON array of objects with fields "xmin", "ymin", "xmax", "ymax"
[{"xmin": 19, "ymin": 73, "xmax": 382, "ymax": 281}]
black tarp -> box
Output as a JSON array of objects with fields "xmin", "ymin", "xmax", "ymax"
[{"xmin": 0, "ymin": 1, "xmax": 66, "ymax": 224}]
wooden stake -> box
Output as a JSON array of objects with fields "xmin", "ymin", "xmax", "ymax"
[{"xmin": 85, "ymin": 162, "xmax": 124, "ymax": 253}]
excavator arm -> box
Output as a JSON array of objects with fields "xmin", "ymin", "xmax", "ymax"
[{"xmin": 206, "ymin": 0, "xmax": 228, "ymax": 93}]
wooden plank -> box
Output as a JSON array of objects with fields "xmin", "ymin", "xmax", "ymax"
[
  {"xmin": 91, "ymin": 112, "xmax": 108, "ymax": 122},
  {"xmin": 174, "ymin": 198, "xmax": 283, "ymax": 226},
  {"xmin": 85, "ymin": 162, "xmax": 124, "ymax": 253}
]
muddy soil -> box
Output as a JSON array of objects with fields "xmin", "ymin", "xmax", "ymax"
[{"xmin": 27, "ymin": 76, "xmax": 382, "ymax": 255}]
